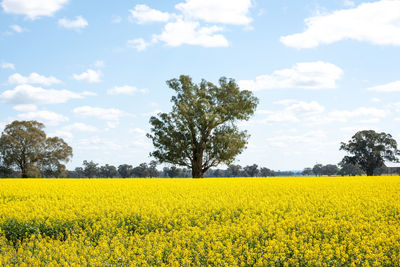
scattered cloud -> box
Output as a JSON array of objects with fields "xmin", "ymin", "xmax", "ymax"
[
  {"xmin": 141, "ymin": 109, "xmax": 162, "ymax": 117},
  {"xmin": 10, "ymin": 24, "xmax": 25, "ymax": 33},
  {"xmin": 238, "ymin": 61, "xmax": 343, "ymax": 91},
  {"xmin": 371, "ymin": 97, "xmax": 381, "ymax": 102},
  {"xmin": 127, "ymin": 0, "xmax": 253, "ymax": 49},
  {"xmin": 343, "ymin": 0, "xmax": 355, "ymax": 7},
  {"xmin": 0, "ymin": 84, "xmax": 83, "ymax": 105},
  {"xmin": 8, "ymin": 72, "xmax": 61, "ymax": 86},
  {"xmin": 266, "ymin": 130, "xmax": 328, "ymax": 149},
  {"xmin": 127, "ymin": 38, "xmax": 151, "ymax": 51},
  {"xmin": 281, "ymin": 0, "xmax": 400, "ymax": 48},
  {"xmin": 13, "ymin": 104, "xmax": 37, "ymax": 112},
  {"xmin": 367, "ymin": 80, "xmax": 400, "ymax": 92},
  {"xmin": 48, "ymin": 130, "xmax": 73, "ymax": 140},
  {"xmin": 82, "ymin": 91, "xmax": 97, "ymax": 96},
  {"xmin": 73, "ymin": 106, "xmax": 127, "ymax": 121},
  {"xmin": 93, "ymin": 60, "xmax": 105, "ymax": 68},
  {"xmin": 1, "ymin": 62, "xmax": 15, "ymax": 70},
  {"xmin": 107, "ymin": 85, "xmax": 148, "ymax": 95},
  {"xmin": 63, "ymin": 122, "xmax": 98, "ymax": 132},
  {"xmin": 112, "ymin": 15, "xmax": 122, "ymax": 24},
  {"xmin": 73, "ymin": 69, "xmax": 101, "ymax": 83},
  {"xmin": 16, "ymin": 110, "xmax": 69, "ymax": 125},
  {"xmin": 1, "ymin": 0, "xmax": 69, "ymax": 19},
  {"xmin": 130, "ymin": 4, "xmax": 171, "ymax": 24},
  {"xmin": 175, "ymin": 0, "xmax": 252, "ymax": 25},
  {"xmin": 256, "ymin": 100, "xmax": 325, "ymax": 124},
  {"xmin": 58, "ymin": 16, "xmax": 88, "ymax": 30},
  {"xmin": 154, "ymin": 19, "xmax": 229, "ymax": 47}
]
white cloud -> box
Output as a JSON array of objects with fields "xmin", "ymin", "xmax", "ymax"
[
  {"xmin": 8, "ymin": 72, "xmax": 61, "ymax": 86},
  {"xmin": 141, "ymin": 109, "xmax": 162, "ymax": 117},
  {"xmin": 63, "ymin": 123, "xmax": 98, "ymax": 132},
  {"xmin": 48, "ymin": 130, "xmax": 73, "ymax": 140},
  {"xmin": 127, "ymin": 38, "xmax": 151, "ymax": 51},
  {"xmin": 107, "ymin": 85, "xmax": 148, "ymax": 95},
  {"xmin": 343, "ymin": 0, "xmax": 355, "ymax": 7},
  {"xmin": 281, "ymin": 0, "xmax": 400, "ymax": 48},
  {"xmin": 154, "ymin": 19, "xmax": 229, "ymax": 47},
  {"xmin": 10, "ymin": 24, "xmax": 25, "ymax": 33},
  {"xmin": 129, "ymin": 128, "xmax": 146, "ymax": 135},
  {"xmin": 371, "ymin": 97, "xmax": 381, "ymax": 102},
  {"xmin": 256, "ymin": 100, "xmax": 325, "ymax": 124},
  {"xmin": 58, "ymin": 16, "xmax": 88, "ymax": 30},
  {"xmin": 93, "ymin": 60, "xmax": 105, "ymax": 68},
  {"xmin": 239, "ymin": 61, "xmax": 343, "ymax": 91},
  {"xmin": 175, "ymin": 0, "xmax": 252, "ymax": 25},
  {"xmin": 73, "ymin": 106, "xmax": 127, "ymax": 121},
  {"xmin": 266, "ymin": 130, "xmax": 327, "ymax": 149},
  {"xmin": 73, "ymin": 69, "xmax": 101, "ymax": 83},
  {"xmin": 130, "ymin": 4, "xmax": 171, "ymax": 24},
  {"xmin": 1, "ymin": 0, "xmax": 69, "ymax": 19},
  {"xmin": 1, "ymin": 62, "xmax": 15, "ymax": 70},
  {"xmin": 13, "ymin": 104, "xmax": 37, "ymax": 112},
  {"xmin": 82, "ymin": 91, "xmax": 97, "ymax": 96},
  {"xmin": 0, "ymin": 84, "xmax": 82, "ymax": 105},
  {"xmin": 328, "ymin": 107, "xmax": 389, "ymax": 122},
  {"xmin": 16, "ymin": 110, "xmax": 69, "ymax": 125},
  {"xmin": 112, "ymin": 15, "xmax": 122, "ymax": 24},
  {"xmin": 367, "ymin": 81, "xmax": 400, "ymax": 92}
]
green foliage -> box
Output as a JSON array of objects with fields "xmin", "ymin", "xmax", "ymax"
[
  {"xmin": 147, "ymin": 75, "xmax": 258, "ymax": 178},
  {"xmin": 0, "ymin": 120, "xmax": 72, "ymax": 178},
  {"xmin": 340, "ymin": 130, "xmax": 400, "ymax": 176},
  {"xmin": 1, "ymin": 218, "xmax": 77, "ymax": 245}
]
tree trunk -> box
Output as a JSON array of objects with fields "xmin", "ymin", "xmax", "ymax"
[
  {"xmin": 366, "ymin": 168, "xmax": 374, "ymax": 176},
  {"xmin": 21, "ymin": 168, "xmax": 28, "ymax": 178},
  {"xmin": 192, "ymin": 157, "xmax": 203, "ymax": 178}
]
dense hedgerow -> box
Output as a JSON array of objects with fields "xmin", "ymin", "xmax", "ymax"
[{"xmin": 0, "ymin": 177, "xmax": 399, "ymax": 266}]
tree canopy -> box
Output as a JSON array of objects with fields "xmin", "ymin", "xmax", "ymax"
[
  {"xmin": 147, "ymin": 75, "xmax": 259, "ymax": 178},
  {"xmin": 340, "ymin": 130, "xmax": 399, "ymax": 176},
  {"xmin": 0, "ymin": 120, "xmax": 72, "ymax": 178}
]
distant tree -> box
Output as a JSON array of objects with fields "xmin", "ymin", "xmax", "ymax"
[
  {"xmin": 167, "ymin": 166, "xmax": 181, "ymax": 178},
  {"xmin": 0, "ymin": 157, "xmax": 13, "ymax": 178},
  {"xmin": 302, "ymin": 167, "xmax": 313, "ymax": 176},
  {"xmin": 321, "ymin": 164, "xmax": 339, "ymax": 176},
  {"xmin": 243, "ymin": 164, "xmax": 259, "ymax": 177},
  {"xmin": 312, "ymin": 164, "xmax": 324, "ymax": 176},
  {"xmin": 132, "ymin": 163, "xmax": 150, "ymax": 178},
  {"xmin": 118, "ymin": 164, "xmax": 133, "ymax": 178},
  {"xmin": 147, "ymin": 75, "xmax": 258, "ymax": 178},
  {"xmin": 74, "ymin": 167, "xmax": 85, "ymax": 178},
  {"xmin": 83, "ymin": 160, "xmax": 99, "ymax": 178},
  {"xmin": 226, "ymin": 164, "xmax": 242, "ymax": 177},
  {"xmin": 0, "ymin": 120, "xmax": 72, "ymax": 178},
  {"xmin": 338, "ymin": 163, "xmax": 363, "ymax": 176},
  {"xmin": 213, "ymin": 169, "xmax": 226, "ymax": 177},
  {"xmin": 99, "ymin": 164, "xmax": 118, "ymax": 178},
  {"xmin": 340, "ymin": 130, "xmax": 400, "ymax": 176},
  {"xmin": 148, "ymin": 161, "xmax": 160, "ymax": 178},
  {"xmin": 259, "ymin": 167, "xmax": 275, "ymax": 177}
]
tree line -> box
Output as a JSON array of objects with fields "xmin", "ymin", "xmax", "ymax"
[
  {"xmin": 64, "ymin": 162, "xmax": 276, "ymax": 178},
  {"xmin": 1, "ymin": 75, "xmax": 400, "ymax": 178}
]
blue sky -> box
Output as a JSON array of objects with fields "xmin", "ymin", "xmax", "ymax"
[{"xmin": 1, "ymin": 0, "xmax": 400, "ymax": 170}]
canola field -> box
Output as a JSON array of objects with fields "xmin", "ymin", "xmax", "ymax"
[{"xmin": 0, "ymin": 177, "xmax": 399, "ymax": 266}]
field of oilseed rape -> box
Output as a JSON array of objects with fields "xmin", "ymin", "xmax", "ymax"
[{"xmin": 0, "ymin": 177, "xmax": 399, "ymax": 266}]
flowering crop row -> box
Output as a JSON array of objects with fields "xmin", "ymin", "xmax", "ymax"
[{"xmin": 0, "ymin": 177, "xmax": 399, "ymax": 266}]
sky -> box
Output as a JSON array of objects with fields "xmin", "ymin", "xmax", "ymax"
[{"xmin": 1, "ymin": 0, "xmax": 400, "ymax": 171}]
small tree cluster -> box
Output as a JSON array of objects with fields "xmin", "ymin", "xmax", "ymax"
[{"xmin": 0, "ymin": 121, "xmax": 72, "ymax": 178}]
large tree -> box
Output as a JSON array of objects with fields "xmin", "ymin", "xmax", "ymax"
[
  {"xmin": 0, "ymin": 120, "xmax": 72, "ymax": 178},
  {"xmin": 147, "ymin": 75, "xmax": 258, "ymax": 178},
  {"xmin": 340, "ymin": 130, "xmax": 400, "ymax": 176}
]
